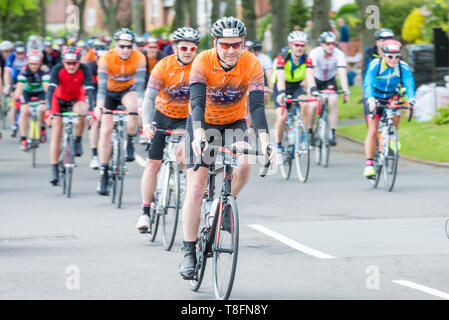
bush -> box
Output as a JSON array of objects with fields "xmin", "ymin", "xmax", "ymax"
[
  {"xmin": 433, "ymin": 105, "xmax": 449, "ymax": 125},
  {"xmin": 402, "ymin": 8, "xmax": 425, "ymax": 43}
]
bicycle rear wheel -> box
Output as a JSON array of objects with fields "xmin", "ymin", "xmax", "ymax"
[
  {"xmin": 279, "ymin": 127, "xmax": 292, "ymax": 179},
  {"xmin": 383, "ymin": 127, "xmax": 399, "ymax": 192},
  {"xmin": 294, "ymin": 122, "xmax": 310, "ymax": 183},
  {"xmin": 117, "ymin": 139, "xmax": 125, "ymax": 208},
  {"xmin": 65, "ymin": 135, "xmax": 74, "ymax": 198},
  {"xmin": 371, "ymin": 151, "xmax": 382, "ymax": 188},
  {"xmin": 320, "ymin": 116, "xmax": 331, "ymax": 168},
  {"xmin": 213, "ymin": 196, "xmax": 239, "ymax": 300},
  {"xmin": 162, "ymin": 165, "xmax": 181, "ymax": 251},
  {"xmin": 148, "ymin": 206, "xmax": 160, "ymax": 242}
]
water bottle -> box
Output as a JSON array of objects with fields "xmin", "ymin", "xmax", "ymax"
[{"xmin": 205, "ymin": 198, "xmax": 219, "ymax": 227}]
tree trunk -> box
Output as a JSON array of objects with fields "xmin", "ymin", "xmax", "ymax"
[
  {"xmin": 132, "ymin": 0, "xmax": 142, "ymax": 34},
  {"xmin": 310, "ymin": 0, "xmax": 330, "ymax": 48},
  {"xmin": 188, "ymin": 0, "xmax": 197, "ymax": 29},
  {"xmin": 242, "ymin": 0, "xmax": 256, "ymax": 40},
  {"xmin": 225, "ymin": 0, "xmax": 237, "ymax": 17},
  {"xmin": 99, "ymin": 0, "xmax": 121, "ymax": 36},
  {"xmin": 1, "ymin": 0, "xmax": 11, "ymax": 40},
  {"xmin": 211, "ymin": 0, "xmax": 221, "ymax": 25},
  {"xmin": 355, "ymin": 0, "xmax": 380, "ymax": 52},
  {"xmin": 270, "ymin": 0, "xmax": 289, "ymax": 56},
  {"xmin": 72, "ymin": 0, "xmax": 87, "ymax": 36},
  {"xmin": 171, "ymin": 0, "xmax": 185, "ymax": 32}
]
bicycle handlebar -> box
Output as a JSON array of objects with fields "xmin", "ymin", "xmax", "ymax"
[{"xmin": 369, "ymin": 99, "xmax": 414, "ymax": 122}]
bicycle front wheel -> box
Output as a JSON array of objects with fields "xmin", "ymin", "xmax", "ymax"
[
  {"xmin": 148, "ymin": 206, "xmax": 160, "ymax": 242},
  {"xmin": 279, "ymin": 128, "xmax": 292, "ymax": 180},
  {"xmin": 162, "ymin": 165, "xmax": 181, "ymax": 251},
  {"xmin": 383, "ymin": 127, "xmax": 399, "ymax": 192},
  {"xmin": 117, "ymin": 138, "xmax": 125, "ymax": 208},
  {"xmin": 213, "ymin": 196, "xmax": 239, "ymax": 300},
  {"xmin": 294, "ymin": 123, "xmax": 310, "ymax": 183}
]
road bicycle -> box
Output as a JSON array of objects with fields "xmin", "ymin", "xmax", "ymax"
[
  {"xmin": 369, "ymin": 97, "xmax": 412, "ymax": 192},
  {"xmin": 145, "ymin": 126, "xmax": 185, "ymax": 251},
  {"xmin": 313, "ymin": 89, "xmax": 345, "ymax": 168},
  {"xmin": 27, "ymin": 99, "xmax": 42, "ymax": 168},
  {"xmin": 106, "ymin": 107, "xmax": 130, "ymax": 209},
  {"xmin": 188, "ymin": 142, "xmax": 271, "ymax": 300},
  {"xmin": 52, "ymin": 110, "xmax": 90, "ymax": 198},
  {"xmin": 279, "ymin": 96, "xmax": 320, "ymax": 182}
]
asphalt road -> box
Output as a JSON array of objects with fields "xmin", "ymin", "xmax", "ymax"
[{"xmin": 1, "ymin": 118, "xmax": 449, "ymax": 300}]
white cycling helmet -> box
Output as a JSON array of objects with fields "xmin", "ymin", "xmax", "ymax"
[
  {"xmin": 287, "ymin": 31, "xmax": 307, "ymax": 44},
  {"xmin": 0, "ymin": 40, "xmax": 14, "ymax": 51}
]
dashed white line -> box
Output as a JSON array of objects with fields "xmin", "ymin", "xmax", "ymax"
[
  {"xmin": 249, "ymin": 224, "xmax": 336, "ymax": 259},
  {"xmin": 392, "ymin": 280, "xmax": 449, "ymax": 300}
]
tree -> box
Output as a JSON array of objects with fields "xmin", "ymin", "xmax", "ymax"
[
  {"xmin": 242, "ymin": 0, "xmax": 256, "ymax": 40},
  {"xmin": 99, "ymin": 0, "xmax": 122, "ymax": 36},
  {"xmin": 225, "ymin": 0, "xmax": 237, "ymax": 17},
  {"xmin": 171, "ymin": 0, "xmax": 185, "ymax": 32},
  {"xmin": 188, "ymin": 0, "xmax": 198, "ymax": 30},
  {"xmin": 211, "ymin": 0, "xmax": 221, "ymax": 25},
  {"xmin": 380, "ymin": 0, "xmax": 422, "ymax": 38},
  {"xmin": 289, "ymin": 0, "xmax": 310, "ymax": 30},
  {"xmin": 0, "ymin": 0, "xmax": 37, "ymax": 40},
  {"xmin": 310, "ymin": 0, "xmax": 331, "ymax": 48},
  {"xmin": 402, "ymin": 8, "xmax": 425, "ymax": 44},
  {"xmin": 132, "ymin": 0, "xmax": 143, "ymax": 34},
  {"xmin": 270, "ymin": 0, "xmax": 289, "ymax": 56},
  {"xmin": 71, "ymin": 0, "xmax": 87, "ymax": 36}
]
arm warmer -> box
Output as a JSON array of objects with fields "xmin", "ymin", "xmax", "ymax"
[
  {"xmin": 141, "ymin": 87, "xmax": 159, "ymax": 125},
  {"xmin": 135, "ymin": 70, "xmax": 147, "ymax": 99},
  {"xmin": 97, "ymin": 71, "xmax": 108, "ymax": 102},
  {"xmin": 248, "ymin": 90, "xmax": 269, "ymax": 134},
  {"xmin": 190, "ymin": 82, "xmax": 206, "ymax": 130}
]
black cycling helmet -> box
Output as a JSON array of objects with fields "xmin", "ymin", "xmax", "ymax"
[
  {"xmin": 211, "ymin": 17, "xmax": 247, "ymax": 38},
  {"xmin": 172, "ymin": 27, "xmax": 200, "ymax": 44},
  {"xmin": 114, "ymin": 28, "xmax": 136, "ymax": 43},
  {"xmin": 62, "ymin": 46, "xmax": 81, "ymax": 60},
  {"xmin": 14, "ymin": 41, "xmax": 26, "ymax": 53},
  {"xmin": 374, "ymin": 28, "xmax": 394, "ymax": 40},
  {"xmin": 135, "ymin": 36, "xmax": 146, "ymax": 46},
  {"xmin": 250, "ymin": 41, "xmax": 262, "ymax": 52}
]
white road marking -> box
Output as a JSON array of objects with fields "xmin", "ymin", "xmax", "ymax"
[
  {"xmin": 392, "ymin": 280, "xmax": 449, "ymax": 300},
  {"xmin": 249, "ymin": 224, "xmax": 336, "ymax": 259},
  {"xmin": 136, "ymin": 154, "xmax": 146, "ymax": 168}
]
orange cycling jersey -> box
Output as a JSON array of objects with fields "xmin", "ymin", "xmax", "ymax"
[
  {"xmin": 189, "ymin": 48, "xmax": 264, "ymax": 125},
  {"xmin": 147, "ymin": 54, "xmax": 195, "ymax": 119},
  {"xmin": 98, "ymin": 48, "xmax": 146, "ymax": 92}
]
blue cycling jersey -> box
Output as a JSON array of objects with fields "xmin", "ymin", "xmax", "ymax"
[
  {"xmin": 5, "ymin": 53, "xmax": 28, "ymax": 81},
  {"xmin": 363, "ymin": 57, "xmax": 415, "ymax": 101}
]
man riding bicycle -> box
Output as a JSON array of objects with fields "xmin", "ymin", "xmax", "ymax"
[
  {"xmin": 363, "ymin": 39, "xmax": 415, "ymax": 178},
  {"xmin": 307, "ymin": 32, "xmax": 350, "ymax": 146},
  {"xmin": 4, "ymin": 42, "xmax": 28, "ymax": 137},
  {"xmin": 272, "ymin": 31, "xmax": 317, "ymax": 161},
  {"xmin": 136, "ymin": 27, "xmax": 200, "ymax": 232},
  {"xmin": 362, "ymin": 28, "xmax": 395, "ymax": 80},
  {"xmin": 46, "ymin": 46, "xmax": 96, "ymax": 185},
  {"xmin": 178, "ymin": 17, "xmax": 275, "ymax": 280},
  {"xmin": 95, "ymin": 28, "xmax": 147, "ymax": 196},
  {"xmin": 14, "ymin": 50, "xmax": 50, "ymax": 151}
]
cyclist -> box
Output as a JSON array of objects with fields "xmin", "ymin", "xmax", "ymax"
[
  {"xmin": 246, "ymin": 40, "xmax": 273, "ymax": 105},
  {"xmin": 87, "ymin": 43, "xmax": 108, "ymax": 170},
  {"xmin": 363, "ymin": 39, "xmax": 415, "ymax": 178},
  {"xmin": 136, "ymin": 27, "xmax": 200, "ymax": 232},
  {"xmin": 46, "ymin": 46, "xmax": 96, "ymax": 185},
  {"xmin": 178, "ymin": 17, "xmax": 275, "ymax": 280},
  {"xmin": 272, "ymin": 31, "xmax": 318, "ymax": 161},
  {"xmin": 14, "ymin": 50, "xmax": 50, "ymax": 151},
  {"xmin": 362, "ymin": 28, "xmax": 394, "ymax": 80},
  {"xmin": 42, "ymin": 37, "xmax": 61, "ymax": 69},
  {"xmin": 307, "ymin": 31, "xmax": 350, "ymax": 146},
  {"xmin": 95, "ymin": 28, "xmax": 147, "ymax": 196},
  {"xmin": 4, "ymin": 42, "xmax": 28, "ymax": 137},
  {"xmin": 144, "ymin": 37, "xmax": 167, "ymax": 81},
  {"xmin": 135, "ymin": 36, "xmax": 146, "ymax": 53}
]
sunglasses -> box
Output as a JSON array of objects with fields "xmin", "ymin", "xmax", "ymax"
[
  {"xmin": 325, "ymin": 42, "xmax": 336, "ymax": 46},
  {"xmin": 293, "ymin": 43, "xmax": 306, "ymax": 48},
  {"xmin": 64, "ymin": 61, "xmax": 79, "ymax": 66},
  {"xmin": 178, "ymin": 46, "xmax": 197, "ymax": 52},
  {"xmin": 118, "ymin": 44, "xmax": 133, "ymax": 49},
  {"xmin": 147, "ymin": 46, "xmax": 158, "ymax": 49},
  {"xmin": 386, "ymin": 55, "xmax": 400, "ymax": 60},
  {"xmin": 218, "ymin": 41, "xmax": 242, "ymax": 50}
]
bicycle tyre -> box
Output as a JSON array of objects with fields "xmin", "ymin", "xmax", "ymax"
[
  {"xmin": 371, "ymin": 150, "xmax": 382, "ymax": 188},
  {"xmin": 213, "ymin": 196, "xmax": 239, "ymax": 300},
  {"xmin": 321, "ymin": 114, "xmax": 331, "ymax": 168},
  {"xmin": 110, "ymin": 175, "xmax": 117, "ymax": 203},
  {"xmin": 162, "ymin": 165, "xmax": 181, "ymax": 251},
  {"xmin": 66, "ymin": 135, "xmax": 74, "ymax": 198},
  {"xmin": 117, "ymin": 138, "xmax": 125, "ymax": 208},
  {"xmin": 279, "ymin": 127, "xmax": 292, "ymax": 180},
  {"xmin": 294, "ymin": 122, "xmax": 310, "ymax": 183},
  {"xmin": 148, "ymin": 206, "xmax": 159, "ymax": 242},
  {"xmin": 384, "ymin": 127, "xmax": 399, "ymax": 192}
]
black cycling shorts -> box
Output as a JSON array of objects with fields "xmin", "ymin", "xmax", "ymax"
[
  {"xmin": 273, "ymin": 84, "xmax": 306, "ymax": 109},
  {"xmin": 315, "ymin": 77, "xmax": 338, "ymax": 91},
  {"xmin": 21, "ymin": 91, "xmax": 46, "ymax": 104},
  {"xmin": 105, "ymin": 84, "xmax": 136, "ymax": 111},
  {"xmin": 147, "ymin": 109, "xmax": 186, "ymax": 160},
  {"xmin": 185, "ymin": 115, "xmax": 249, "ymax": 169}
]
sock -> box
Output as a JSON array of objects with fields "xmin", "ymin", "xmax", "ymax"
[
  {"xmin": 366, "ymin": 159, "xmax": 373, "ymax": 166},
  {"xmin": 41, "ymin": 126, "xmax": 46, "ymax": 132},
  {"xmin": 309, "ymin": 129, "xmax": 313, "ymax": 134},
  {"xmin": 52, "ymin": 163, "xmax": 58, "ymax": 172},
  {"xmin": 331, "ymin": 129, "xmax": 336, "ymax": 135},
  {"xmin": 21, "ymin": 136, "xmax": 26, "ymax": 141},
  {"xmin": 142, "ymin": 204, "xmax": 151, "ymax": 216},
  {"xmin": 277, "ymin": 142, "xmax": 282, "ymax": 148},
  {"xmin": 75, "ymin": 136, "xmax": 82, "ymax": 143},
  {"xmin": 128, "ymin": 133, "xmax": 136, "ymax": 142},
  {"xmin": 92, "ymin": 148, "xmax": 98, "ymax": 156}
]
